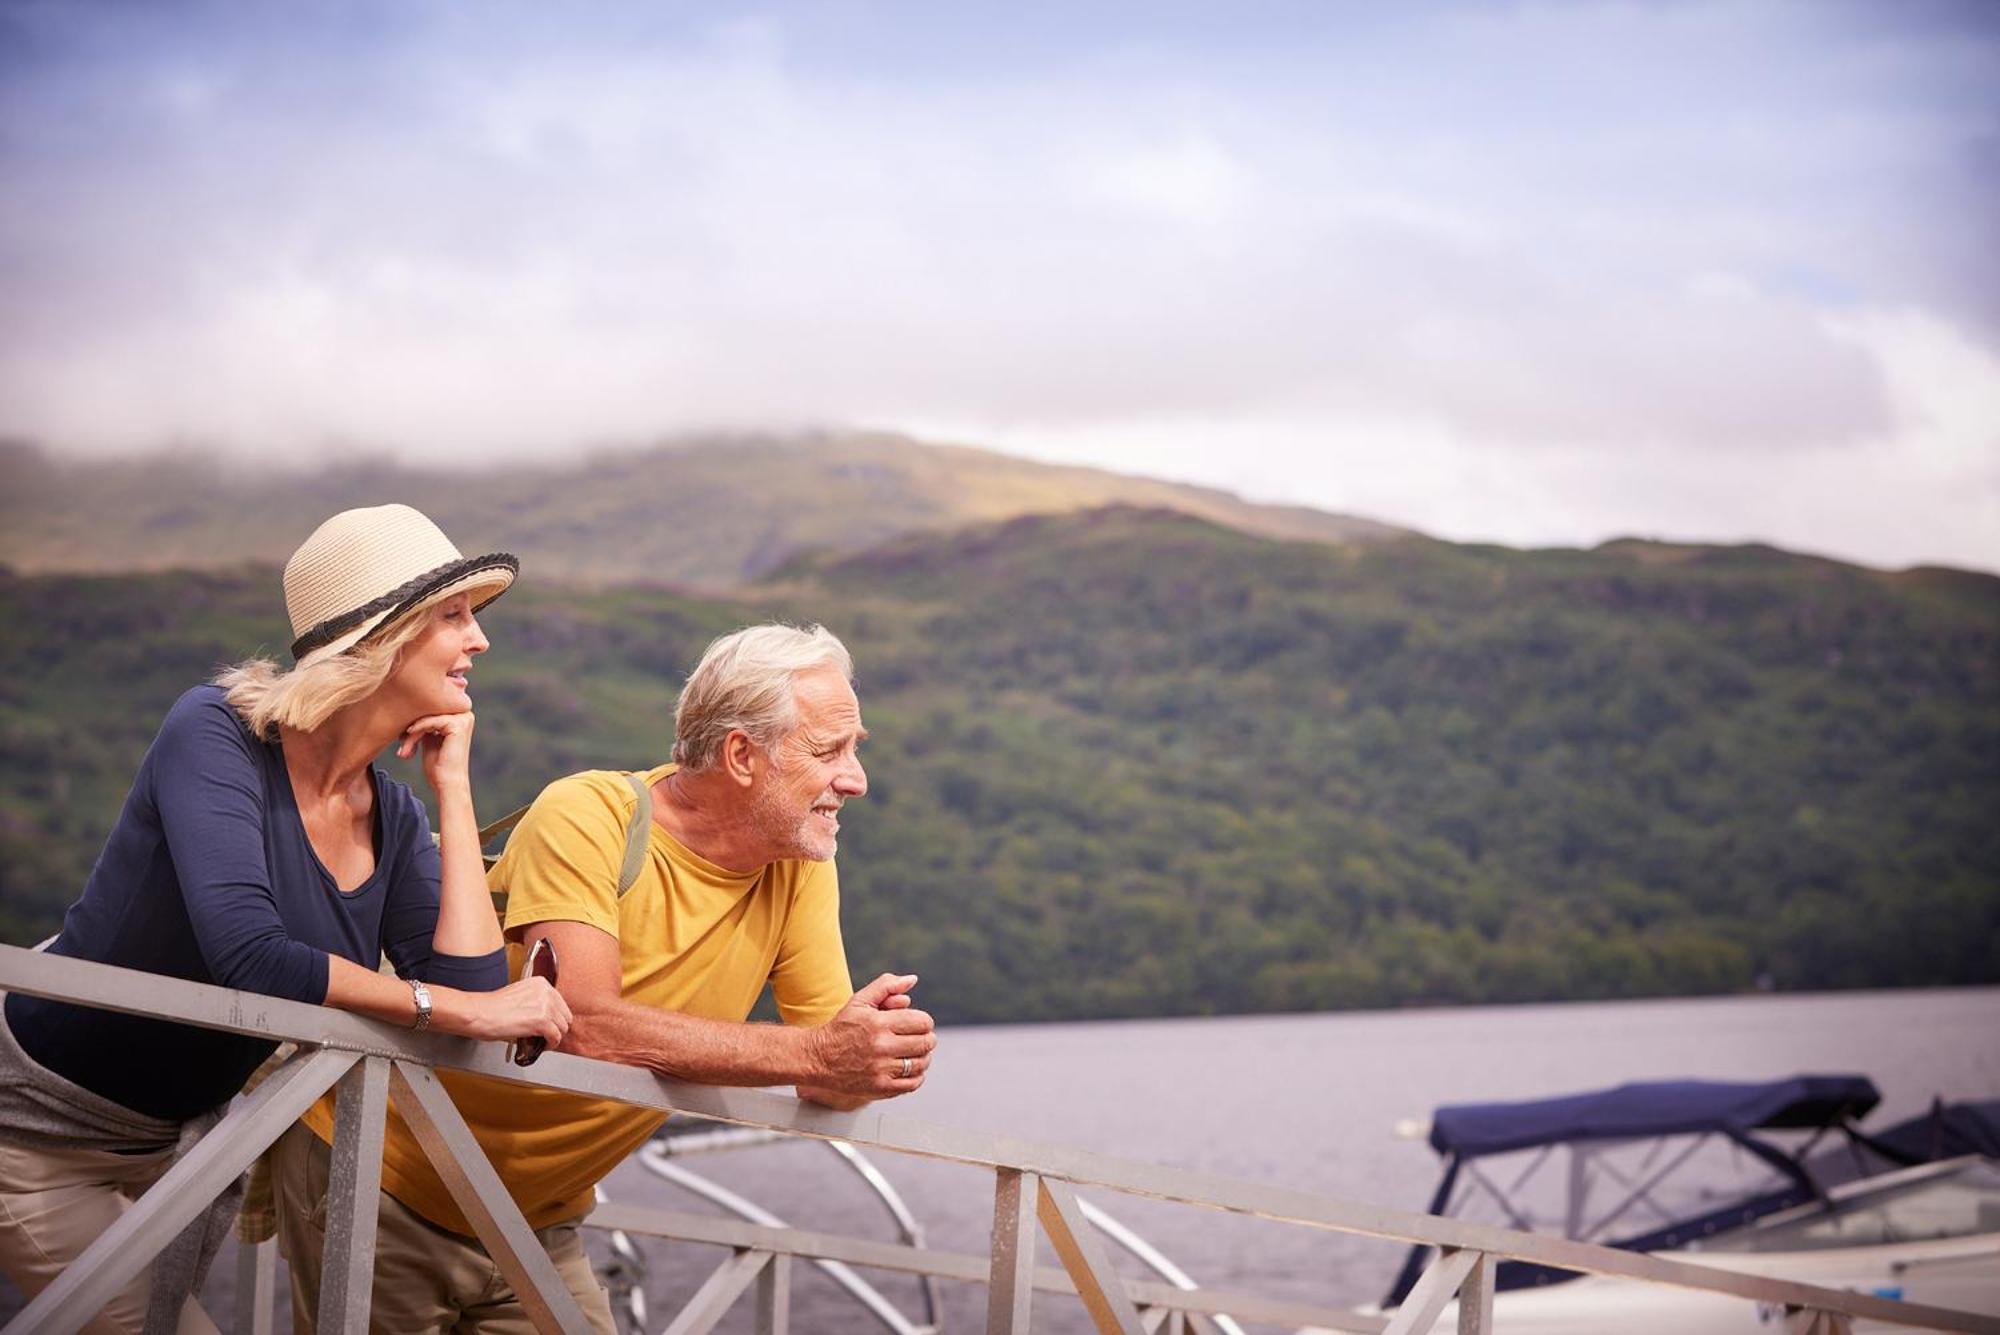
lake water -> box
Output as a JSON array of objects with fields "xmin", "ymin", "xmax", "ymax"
[
  {"xmin": 8, "ymin": 986, "xmax": 1997, "ymax": 1332},
  {"xmin": 595, "ymin": 986, "xmax": 2000, "ymax": 1333}
]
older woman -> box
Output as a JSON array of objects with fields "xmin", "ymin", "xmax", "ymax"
[{"xmin": 0, "ymin": 503, "xmax": 570, "ymax": 1334}]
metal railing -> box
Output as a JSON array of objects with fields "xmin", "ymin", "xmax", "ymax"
[{"xmin": 1, "ymin": 943, "xmax": 1995, "ymax": 1335}]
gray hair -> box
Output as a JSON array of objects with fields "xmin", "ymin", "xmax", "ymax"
[{"xmin": 672, "ymin": 623, "xmax": 854, "ymax": 772}]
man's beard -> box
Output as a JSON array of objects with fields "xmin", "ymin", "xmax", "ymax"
[{"xmin": 750, "ymin": 782, "xmax": 838, "ymax": 861}]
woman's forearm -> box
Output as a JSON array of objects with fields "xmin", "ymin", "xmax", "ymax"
[
  {"xmin": 323, "ymin": 953, "xmax": 570, "ymax": 1045},
  {"xmin": 428, "ymin": 780, "xmax": 504, "ymax": 956},
  {"xmin": 323, "ymin": 951, "xmax": 430, "ymax": 1026}
]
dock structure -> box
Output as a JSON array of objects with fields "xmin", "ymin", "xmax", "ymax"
[{"xmin": 1, "ymin": 942, "xmax": 1994, "ymax": 1335}]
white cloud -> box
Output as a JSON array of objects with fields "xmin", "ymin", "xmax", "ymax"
[
  {"xmin": 1083, "ymin": 133, "xmax": 1257, "ymax": 227},
  {"xmin": 1828, "ymin": 309, "xmax": 2000, "ymax": 479},
  {"xmin": 1, "ymin": 1, "xmax": 1994, "ymax": 569},
  {"xmin": 915, "ymin": 302, "xmax": 2000, "ymax": 572}
]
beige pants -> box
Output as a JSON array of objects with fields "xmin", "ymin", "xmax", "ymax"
[
  {"xmin": 0, "ymin": 1135, "xmax": 221, "ymax": 1335},
  {"xmin": 270, "ymin": 1123, "xmax": 616, "ymax": 1335}
]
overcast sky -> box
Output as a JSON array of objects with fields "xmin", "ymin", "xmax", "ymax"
[{"xmin": 2, "ymin": 1, "xmax": 1996, "ymax": 571}]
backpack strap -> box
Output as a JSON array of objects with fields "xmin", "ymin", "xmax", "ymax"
[
  {"xmin": 478, "ymin": 804, "xmax": 532, "ymax": 858},
  {"xmin": 617, "ymin": 772, "xmax": 654, "ymax": 898},
  {"xmin": 470, "ymin": 772, "xmax": 654, "ymax": 904}
]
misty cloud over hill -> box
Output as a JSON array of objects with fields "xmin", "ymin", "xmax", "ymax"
[{"xmin": 0, "ymin": 432, "xmax": 1409, "ymax": 588}]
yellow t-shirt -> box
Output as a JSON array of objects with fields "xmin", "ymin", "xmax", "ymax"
[{"xmin": 300, "ymin": 764, "xmax": 853, "ymax": 1233}]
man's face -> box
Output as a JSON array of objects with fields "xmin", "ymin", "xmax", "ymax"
[{"xmin": 748, "ymin": 664, "xmax": 869, "ymax": 861}]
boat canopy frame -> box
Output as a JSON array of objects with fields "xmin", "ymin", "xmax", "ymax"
[
  {"xmin": 1425, "ymin": 1076, "xmax": 1881, "ymax": 1160},
  {"xmin": 1385, "ymin": 1076, "xmax": 1894, "ymax": 1309}
]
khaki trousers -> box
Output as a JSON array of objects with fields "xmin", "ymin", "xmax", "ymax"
[
  {"xmin": 0, "ymin": 1135, "xmax": 221, "ymax": 1335},
  {"xmin": 270, "ymin": 1123, "xmax": 616, "ymax": 1335}
]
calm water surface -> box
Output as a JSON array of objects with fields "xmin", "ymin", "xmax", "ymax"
[{"xmin": 596, "ymin": 986, "xmax": 2000, "ymax": 1333}]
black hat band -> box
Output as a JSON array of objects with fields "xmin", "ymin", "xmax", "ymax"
[{"xmin": 289, "ymin": 552, "xmax": 519, "ymax": 662}]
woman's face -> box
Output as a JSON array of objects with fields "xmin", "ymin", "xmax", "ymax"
[{"xmin": 382, "ymin": 593, "xmax": 489, "ymax": 717}]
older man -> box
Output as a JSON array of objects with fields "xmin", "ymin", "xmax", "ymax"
[{"xmin": 274, "ymin": 623, "xmax": 935, "ymax": 1333}]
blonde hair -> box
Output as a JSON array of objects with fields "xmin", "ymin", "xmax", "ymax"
[
  {"xmin": 215, "ymin": 608, "xmax": 438, "ymax": 737},
  {"xmin": 672, "ymin": 624, "xmax": 853, "ymax": 772}
]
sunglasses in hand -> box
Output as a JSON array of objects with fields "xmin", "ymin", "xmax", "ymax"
[{"xmin": 509, "ymin": 936, "xmax": 559, "ymax": 1067}]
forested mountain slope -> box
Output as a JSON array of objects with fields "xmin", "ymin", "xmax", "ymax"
[{"xmin": 3, "ymin": 508, "xmax": 1993, "ymax": 1020}]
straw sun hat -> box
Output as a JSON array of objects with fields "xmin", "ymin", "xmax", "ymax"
[{"xmin": 283, "ymin": 504, "xmax": 518, "ymax": 665}]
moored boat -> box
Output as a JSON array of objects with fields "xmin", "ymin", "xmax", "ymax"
[{"xmin": 1343, "ymin": 1076, "xmax": 2000, "ymax": 1334}]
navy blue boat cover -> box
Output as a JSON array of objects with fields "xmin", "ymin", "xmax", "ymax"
[
  {"xmin": 1868, "ymin": 1099, "xmax": 2000, "ymax": 1162},
  {"xmin": 1429, "ymin": 1075, "xmax": 1880, "ymax": 1158}
]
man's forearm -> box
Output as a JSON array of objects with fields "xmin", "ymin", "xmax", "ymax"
[
  {"xmin": 554, "ymin": 969, "xmax": 931, "ymax": 1101},
  {"xmin": 562, "ymin": 997, "xmax": 821, "ymax": 1087}
]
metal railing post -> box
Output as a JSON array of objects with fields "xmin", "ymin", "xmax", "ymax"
[
  {"xmin": 230, "ymin": 1239, "xmax": 276, "ymax": 1335},
  {"xmin": 317, "ymin": 1055, "xmax": 391, "ymax": 1334},
  {"xmin": 755, "ymin": 1252, "xmax": 792, "ymax": 1335},
  {"xmin": 1456, "ymin": 1252, "xmax": 1495, "ymax": 1335},
  {"xmin": 987, "ymin": 1168, "xmax": 1039, "ymax": 1334}
]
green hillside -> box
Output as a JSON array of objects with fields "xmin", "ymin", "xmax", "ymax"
[
  {"xmin": 0, "ymin": 435, "xmax": 1405, "ymax": 589},
  {"xmin": 3, "ymin": 509, "xmax": 1995, "ymax": 1021}
]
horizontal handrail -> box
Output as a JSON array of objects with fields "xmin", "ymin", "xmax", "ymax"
[
  {"xmin": 2, "ymin": 943, "xmax": 1995, "ymax": 1334},
  {"xmin": 586, "ymin": 1200, "xmax": 1387, "ymax": 1332}
]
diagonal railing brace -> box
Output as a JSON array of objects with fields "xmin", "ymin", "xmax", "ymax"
[
  {"xmin": 1380, "ymin": 1247, "xmax": 1480, "ymax": 1335},
  {"xmin": 1038, "ymin": 1180, "xmax": 1147, "ymax": 1335},
  {"xmin": 5, "ymin": 1046, "xmax": 357, "ymax": 1335},
  {"xmin": 389, "ymin": 1060, "xmax": 596, "ymax": 1335}
]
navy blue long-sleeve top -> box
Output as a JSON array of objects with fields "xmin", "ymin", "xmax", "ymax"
[{"xmin": 5, "ymin": 685, "xmax": 507, "ymax": 1121}]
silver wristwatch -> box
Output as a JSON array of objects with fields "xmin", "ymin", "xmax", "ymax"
[{"xmin": 408, "ymin": 978, "xmax": 433, "ymax": 1031}]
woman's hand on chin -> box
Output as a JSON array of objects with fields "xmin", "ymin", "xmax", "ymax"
[
  {"xmin": 399, "ymin": 711, "xmax": 476, "ymax": 796},
  {"xmin": 435, "ymin": 976, "xmax": 572, "ymax": 1045}
]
